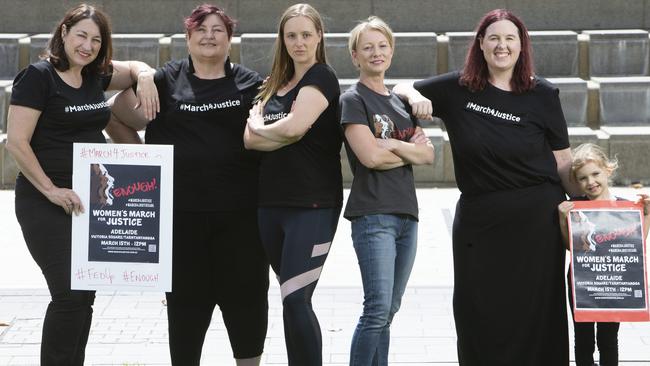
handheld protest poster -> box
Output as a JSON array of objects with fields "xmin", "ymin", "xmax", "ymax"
[
  {"xmin": 71, "ymin": 143, "xmax": 174, "ymax": 291},
  {"xmin": 568, "ymin": 200, "xmax": 649, "ymax": 322}
]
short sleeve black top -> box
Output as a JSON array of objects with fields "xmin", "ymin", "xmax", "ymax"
[
  {"xmin": 144, "ymin": 57, "xmax": 263, "ymax": 211},
  {"xmin": 414, "ymin": 72, "xmax": 569, "ymax": 196},
  {"xmin": 10, "ymin": 60, "xmax": 112, "ymax": 189},
  {"xmin": 258, "ymin": 63, "xmax": 343, "ymax": 208},
  {"xmin": 340, "ymin": 82, "xmax": 419, "ymax": 220}
]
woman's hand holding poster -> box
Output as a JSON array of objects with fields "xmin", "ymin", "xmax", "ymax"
[
  {"xmin": 568, "ymin": 200, "xmax": 649, "ymax": 322},
  {"xmin": 71, "ymin": 143, "xmax": 174, "ymax": 291}
]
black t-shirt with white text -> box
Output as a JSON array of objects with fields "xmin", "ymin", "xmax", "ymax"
[
  {"xmin": 144, "ymin": 57, "xmax": 262, "ymax": 211},
  {"xmin": 340, "ymin": 82, "xmax": 419, "ymax": 220},
  {"xmin": 414, "ymin": 72, "xmax": 569, "ymax": 195},
  {"xmin": 258, "ymin": 63, "xmax": 343, "ymax": 208},
  {"xmin": 11, "ymin": 60, "xmax": 111, "ymax": 189}
]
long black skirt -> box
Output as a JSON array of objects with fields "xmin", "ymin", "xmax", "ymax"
[{"xmin": 452, "ymin": 182, "xmax": 569, "ymax": 365}]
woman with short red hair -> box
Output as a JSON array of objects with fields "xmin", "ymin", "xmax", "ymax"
[
  {"xmin": 395, "ymin": 9, "xmax": 579, "ymax": 365},
  {"xmin": 107, "ymin": 4, "xmax": 268, "ymax": 366}
]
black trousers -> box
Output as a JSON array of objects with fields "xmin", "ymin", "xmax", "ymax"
[
  {"xmin": 15, "ymin": 178, "xmax": 95, "ymax": 366},
  {"xmin": 166, "ymin": 210, "xmax": 269, "ymax": 365}
]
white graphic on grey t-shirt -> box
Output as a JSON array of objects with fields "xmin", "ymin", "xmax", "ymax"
[{"xmin": 373, "ymin": 114, "xmax": 395, "ymax": 139}]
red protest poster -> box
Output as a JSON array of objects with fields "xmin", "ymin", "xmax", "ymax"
[{"xmin": 568, "ymin": 200, "xmax": 649, "ymax": 322}]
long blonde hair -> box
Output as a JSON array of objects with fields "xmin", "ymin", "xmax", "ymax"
[{"xmin": 256, "ymin": 3, "xmax": 328, "ymax": 104}]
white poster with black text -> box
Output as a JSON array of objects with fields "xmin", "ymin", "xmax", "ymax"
[{"xmin": 71, "ymin": 143, "xmax": 173, "ymax": 291}]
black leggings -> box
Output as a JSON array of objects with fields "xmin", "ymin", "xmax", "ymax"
[
  {"xmin": 258, "ymin": 207, "xmax": 340, "ymax": 366},
  {"xmin": 568, "ymin": 271, "xmax": 620, "ymax": 366},
  {"xmin": 166, "ymin": 210, "xmax": 269, "ymax": 364},
  {"xmin": 15, "ymin": 178, "xmax": 95, "ymax": 366}
]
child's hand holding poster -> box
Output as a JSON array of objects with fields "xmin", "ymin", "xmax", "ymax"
[{"xmin": 568, "ymin": 200, "xmax": 649, "ymax": 322}]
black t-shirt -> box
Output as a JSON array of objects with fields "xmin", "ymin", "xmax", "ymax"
[
  {"xmin": 340, "ymin": 82, "xmax": 419, "ymax": 220},
  {"xmin": 145, "ymin": 57, "xmax": 262, "ymax": 211},
  {"xmin": 258, "ymin": 63, "xmax": 343, "ymax": 208},
  {"xmin": 11, "ymin": 60, "xmax": 112, "ymax": 189},
  {"xmin": 414, "ymin": 72, "xmax": 569, "ymax": 196}
]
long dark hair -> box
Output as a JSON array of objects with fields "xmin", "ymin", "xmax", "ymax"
[
  {"xmin": 460, "ymin": 9, "xmax": 535, "ymax": 94},
  {"xmin": 45, "ymin": 3, "xmax": 113, "ymax": 76}
]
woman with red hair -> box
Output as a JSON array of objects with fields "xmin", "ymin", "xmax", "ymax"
[
  {"xmin": 107, "ymin": 4, "xmax": 268, "ymax": 366},
  {"xmin": 395, "ymin": 9, "xmax": 579, "ymax": 365}
]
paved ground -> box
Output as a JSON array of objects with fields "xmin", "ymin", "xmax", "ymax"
[{"xmin": 1, "ymin": 188, "xmax": 649, "ymax": 365}]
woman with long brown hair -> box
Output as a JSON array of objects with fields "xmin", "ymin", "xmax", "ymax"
[{"xmin": 243, "ymin": 3, "xmax": 342, "ymax": 365}]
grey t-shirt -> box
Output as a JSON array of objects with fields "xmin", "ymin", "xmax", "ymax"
[{"xmin": 339, "ymin": 82, "xmax": 419, "ymax": 220}]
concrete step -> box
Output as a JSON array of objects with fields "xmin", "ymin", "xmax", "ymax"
[
  {"xmin": 0, "ymin": 81, "xmax": 11, "ymax": 133},
  {"xmin": 329, "ymin": 32, "xmax": 437, "ymax": 79},
  {"xmin": 26, "ymin": 34, "xmax": 50, "ymax": 66},
  {"xmin": 0, "ymin": 134, "xmax": 19, "ymax": 189},
  {"xmin": 594, "ymin": 76, "xmax": 650, "ymax": 126},
  {"xmin": 583, "ymin": 29, "xmax": 650, "ymax": 77},
  {"xmin": 0, "ymin": 34, "xmax": 28, "ymax": 79},
  {"xmin": 240, "ymin": 32, "xmax": 437, "ymax": 79},
  {"xmin": 3, "ymin": 126, "xmax": 649, "ymax": 188},
  {"xmin": 549, "ymin": 78, "xmax": 590, "ymax": 127},
  {"xmin": 112, "ymin": 34, "xmax": 166, "ymax": 70},
  {"xmin": 531, "ymin": 31, "xmax": 580, "ymax": 77},
  {"xmin": 600, "ymin": 126, "xmax": 650, "ymax": 185},
  {"xmin": 3, "ymin": 29, "xmax": 650, "ymax": 79}
]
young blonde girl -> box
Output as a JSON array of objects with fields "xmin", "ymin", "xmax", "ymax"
[{"xmin": 558, "ymin": 143, "xmax": 650, "ymax": 366}]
